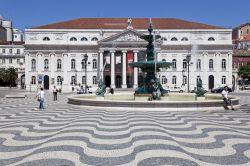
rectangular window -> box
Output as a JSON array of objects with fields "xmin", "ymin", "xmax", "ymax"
[
  {"xmin": 2, "ymin": 58, "xmax": 5, "ymax": 64},
  {"xmin": 2, "ymin": 49, "xmax": 5, "ymax": 53},
  {"xmin": 9, "ymin": 58, "xmax": 12, "ymax": 64},
  {"xmin": 17, "ymin": 58, "xmax": 20, "ymax": 64},
  {"xmin": 17, "ymin": 49, "xmax": 20, "ymax": 54},
  {"xmin": 9, "ymin": 49, "xmax": 12, "ymax": 54}
]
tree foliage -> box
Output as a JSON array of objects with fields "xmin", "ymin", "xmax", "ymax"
[
  {"xmin": 239, "ymin": 61, "xmax": 250, "ymax": 79},
  {"xmin": 0, "ymin": 68, "xmax": 18, "ymax": 87}
]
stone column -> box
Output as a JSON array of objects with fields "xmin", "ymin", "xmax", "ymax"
[
  {"xmin": 63, "ymin": 54, "xmax": 68, "ymax": 91},
  {"xmin": 133, "ymin": 50, "xmax": 138, "ymax": 88},
  {"xmin": 99, "ymin": 51, "xmax": 104, "ymax": 81},
  {"xmin": 122, "ymin": 50, "xmax": 127, "ymax": 88},
  {"xmin": 51, "ymin": 54, "xmax": 55, "ymax": 88},
  {"xmin": 110, "ymin": 50, "xmax": 115, "ymax": 88}
]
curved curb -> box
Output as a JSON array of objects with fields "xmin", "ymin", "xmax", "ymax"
[{"xmin": 67, "ymin": 94, "xmax": 240, "ymax": 111}]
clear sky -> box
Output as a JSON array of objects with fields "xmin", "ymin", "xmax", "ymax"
[{"xmin": 1, "ymin": 0, "xmax": 249, "ymax": 30}]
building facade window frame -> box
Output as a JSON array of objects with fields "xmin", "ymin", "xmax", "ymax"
[
  {"xmin": 57, "ymin": 76, "xmax": 62, "ymax": 85},
  {"xmin": 92, "ymin": 59, "xmax": 97, "ymax": 69},
  {"xmin": 222, "ymin": 76, "xmax": 226, "ymax": 84},
  {"xmin": 82, "ymin": 76, "xmax": 86, "ymax": 84},
  {"xmin": 196, "ymin": 59, "xmax": 201, "ymax": 70},
  {"xmin": 172, "ymin": 76, "xmax": 177, "ymax": 84},
  {"xmin": 44, "ymin": 59, "xmax": 49, "ymax": 70},
  {"xmin": 31, "ymin": 59, "xmax": 36, "ymax": 70},
  {"xmin": 161, "ymin": 76, "xmax": 167, "ymax": 84},
  {"xmin": 183, "ymin": 59, "xmax": 187, "ymax": 69},
  {"xmin": 81, "ymin": 59, "xmax": 86, "ymax": 69},
  {"xmin": 222, "ymin": 59, "xmax": 226, "ymax": 70},
  {"xmin": 93, "ymin": 76, "xmax": 97, "ymax": 85},
  {"xmin": 71, "ymin": 59, "xmax": 76, "ymax": 69},
  {"xmin": 70, "ymin": 37, "xmax": 77, "ymax": 41},
  {"xmin": 57, "ymin": 59, "xmax": 62, "ymax": 70},
  {"xmin": 172, "ymin": 59, "xmax": 177, "ymax": 70},
  {"xmin": 31, "ymin": 76, "xmax": 36, "ymax": 84},
  {"xmin": 209, "ymin": 59, "xmax": 214, "ymax": 70},
  {"xmin": 43, "ymin": 37, "xmax": 50, "ymax": 41}
]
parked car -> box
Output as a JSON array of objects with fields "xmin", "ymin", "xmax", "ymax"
[
  {"xmin": 211, "ymin": 86, "xmax": 232, "ymax": 93},
  {"xmin": 166, "ymin": 86, "xmax": 185, "ymax": 93}
]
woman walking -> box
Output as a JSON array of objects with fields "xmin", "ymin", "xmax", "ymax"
[{"xmin": 37, "ymin": 87, "xmax": 45, "ymax": 109}]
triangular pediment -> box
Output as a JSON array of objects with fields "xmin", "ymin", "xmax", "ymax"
[{"xmin": 99, "ymin": 29, "xmax": 145, "ymax": 43}]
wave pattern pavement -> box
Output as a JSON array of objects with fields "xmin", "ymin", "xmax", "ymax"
[{"xmin": 0, "ymin": 94, "xmax": 250, "ymax": 166}]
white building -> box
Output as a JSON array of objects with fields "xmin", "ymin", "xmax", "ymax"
[
  {"xmin": 0, "ymin": 16, "xmax": 25, "ymax": 88},
  {"xmin": 25, "ymin": 18, "xmax": 232, "ymax": 92}
]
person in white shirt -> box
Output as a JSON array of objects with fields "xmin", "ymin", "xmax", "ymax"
[
  {"xmin": 37, "ymin": 87, "xmax": 45, "ymax": 109},
  {"xmin": 52, "ymin": 86, "xmax": 58, "ymax": 101},
  {"xmin": 222, "ymin": 86, "xmax": 234, "ymax": 110}
]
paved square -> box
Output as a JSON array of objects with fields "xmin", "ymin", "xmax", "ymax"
[{"xmin": 0, "ymin": 92, "xmax": 250, "ymax": 166}]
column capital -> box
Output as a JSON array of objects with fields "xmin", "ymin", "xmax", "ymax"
[
  {"xmin": 133, "ymin": 50, "xmax": 139, "ymax": 53},
  {"xmin": 122, "ymin": 50, "xmax": 127, "ymax": 53},
  {"xmin": 110, "ymin": 50, "xmax": 116, "ymax": 53},
  {"xmin": 99, "ymin": 50, "xmax": 104, "ymax": 53}
]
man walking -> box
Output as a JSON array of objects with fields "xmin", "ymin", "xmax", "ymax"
[
  {"xmin": 222, "ymin": 86, "xmax": 234, "ymax": 110},
  {"xmin": 37, "ymin": 87, "xmax": 45, "ymax": 109},
  {"xmin": 53, "ymin": 86, "xmax": 58, "ymax": 101}
]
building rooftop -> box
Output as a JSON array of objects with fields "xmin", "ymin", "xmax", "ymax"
[{"xmin": 31, "ymin": 18, "xmax": 223, "ymax": 30}]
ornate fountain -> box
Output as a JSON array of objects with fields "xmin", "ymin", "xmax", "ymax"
[{"xmin": 129, "ymin": 19, "xmax": 172, "ymax": 100}]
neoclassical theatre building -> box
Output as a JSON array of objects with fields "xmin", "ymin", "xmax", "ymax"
[{"xmin": 25, "ymin": 18, "xmax": 232, "ymax": 92}]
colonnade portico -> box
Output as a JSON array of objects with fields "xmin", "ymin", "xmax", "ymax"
[{"xmin": 98, "ymin": 49, "xmax": 140, "ymax": 89}]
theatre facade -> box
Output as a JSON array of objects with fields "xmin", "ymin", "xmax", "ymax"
[{"xmin": 24, "ymin": 18, "xmax": 232, "ymax": 92}]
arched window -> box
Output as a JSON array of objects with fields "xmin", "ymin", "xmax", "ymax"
[
  {"xmin": 161, "ymin": 76, "xmax": 167, "ymax": 84},
  {"xmin": 71, "ymin": 76, "xmax": 76, "ymax": 85},
  {"xmin": 172, "ymin": 76, "xmax": 177, "ymax": 84},
  {"xmin": 93, "ymin": 76, "xmax": 97, "ymax": 85},
  {"xmin": 81, "ymin": 37, "xmax": 88, "ymax": 41},
  {"xmin": 222, "ymin": 59, "xmax": 226, "ymax": 70},
  {"xmin": 81, "ymin": 59, "xmax": 86, "ymax": 69},
  {"xmin": 197, "ymin": 76, "xmax": 201, "ymax": 83},
  {"xmin": 93, "ymin": 59, "xmax": 97, "ymax": 69},
  {"xmin": 183, "ymin": 59, "xmax": 187, "ymax": 69},
  {"xmin": 208, "ymin": 37, "xmax": 215, "ymax": 41},
  {"xmin": 171, "ymin": 37, "xmax": 178, "ymax": 41},
  {"xmin": 31, "ymin": 76, "xmax": 36, "ymax": 84},
  {"xmin": 91, "ymin": 37, "xmax": 98, "ymax": 41},
  {"xmin": 44, "ymin": 59, "xmax": 49, "ymax": 70},
  {"xmin": 82, "ymin": 76, "xmax": 86, "ymax": 84},
  {"xmin": 57, "ymin": 76, "xmax": 62, "ymax": 85},
  {"xmin": 57, "ymin": 59, "xmax": 62, "ymax": 70},
  {"xmin": 71, "ymin": 59, "xmax": 76, "ymax": 69},
  {"xmin": 31, "ymin": 59, "xmax": 36, "ymax": 70},
  {"xmin": 162, "ymin": 59, "xmax": 166, "ymax": 61},
  {"xmin": 209, "ymin": 59, "xmax": 213, "ymax": 70},
  {"xmin": 196, "ymin": 59, "xmax": 201, "ymax": 70},
  {"xmin": 70, "ymin": 37, "xmax": 77, "ymax": 41},
  {"xmin": 222, "ymin": 76, "xmax": 226, "ymax": 84},
  {"xmin": 161, "ymin": 37, "xmax": 167, "ymax": 41},
  {"xmin": 183, "ymin": 75, "xmax": 187, "ymax": 84},
  {"xmin": 43, "ymin": 37, "xmax": 50, "ymax": 41},
  {"xmin": 181, "ymin": 37, "xmax": 188, "ymax": 41},
  {"xmin": 172, "ymin": 59, "xmax": 177, "ymax": 69}
]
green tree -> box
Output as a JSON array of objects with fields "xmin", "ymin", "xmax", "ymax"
[
  {"xmin": 5, "ymin": 68, "xmax": 18, "ymax": 87},
  {"xmin": 239, "ymin": 61, "xmax": 250, "ymax": 79}
]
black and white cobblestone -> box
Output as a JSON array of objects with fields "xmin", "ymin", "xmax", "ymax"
[{"xmin": 0, "ymin": 93, "xmax": 250, "ymax": 166}]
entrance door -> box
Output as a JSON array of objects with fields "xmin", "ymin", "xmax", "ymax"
[
  {"xmin": 115, "ymin": 75, "xmax": 122, "ymax": 88},
  {"xmin": 21, "ymin": 74, "xmax": 25, "ymax": 89},
  {"xmin": 105, "ymin": 75, "xmax": 111, "ymax": 87},
  {"xmin": 208, "ymin": 75, "xmax": 214, "ymax": 90},
  {"xmin": 44, "ymin": 75, "xmax": 50, "ymax": 90}
]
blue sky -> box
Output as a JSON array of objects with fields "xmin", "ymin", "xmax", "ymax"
[{"xmin": 1, "ymin": 0, "xmax": 249, "ymax": 30}]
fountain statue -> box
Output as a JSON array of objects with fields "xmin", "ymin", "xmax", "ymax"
[
  {"xmin": 129, "ymin": 19, "xmax": 172, "ymax": 100},
  {"xmin": 95, "ymin": 79, "xmax": 106, "ymax": 97},
  {"xmin": 196, "ymin": 79, "xmax": 206, "ymax": 97}
]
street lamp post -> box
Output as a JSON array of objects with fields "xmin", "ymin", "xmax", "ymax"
[
  {"xmin": 186, "ymin": 52, "xmax": 191, "ymax": 93},
  {"xmin": 84, "ymin": 54, "xmax": 88, "ymax": 93}
]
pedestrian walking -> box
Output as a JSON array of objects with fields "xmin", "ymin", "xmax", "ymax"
[
  {"xmin": 53, "ymin": 86, "xmax": 58, "ymax": 101},
  {"xmin": 222, "ymin": 86, "xmax": 234, "ymax": 110},
  {"xmin": 37, "ymin": 87, "xmax": 45, "ymax": 109}
]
